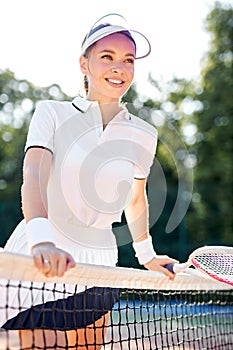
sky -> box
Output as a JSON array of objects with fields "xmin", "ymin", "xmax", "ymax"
[{"xmin": 0, "ymin": 0, "xmax": 232, "ymax": 97}]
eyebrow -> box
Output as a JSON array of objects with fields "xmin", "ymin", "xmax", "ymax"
[{"xmin": 98, "ymin": 49, "xmax": 135, "ymax": 58}]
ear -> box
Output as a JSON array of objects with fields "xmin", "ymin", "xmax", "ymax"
[{"xmin": 79, "ymin": 56, "xmax": 88, "ymax": 74}]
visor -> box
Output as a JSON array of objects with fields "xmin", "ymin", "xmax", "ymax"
[{"xmin": 81, "ymin": 13, "xmax": 151, "ymax": 59}]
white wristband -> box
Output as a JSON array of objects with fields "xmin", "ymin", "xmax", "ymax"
[
  {"xmin": 26, "ymin": 217, "xmax": 56, "ymax": 251},
  {"xmin": 132, "ymin": 236, "xmax": 157, "ymax": 265}
]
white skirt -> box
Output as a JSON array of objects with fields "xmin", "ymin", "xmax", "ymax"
[{"xmin": 0, "ymin": 219, "xmax": 118, "ymax": 329}]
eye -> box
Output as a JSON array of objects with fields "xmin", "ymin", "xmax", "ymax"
[
  {"xmin": 101, "ymin": 54, "xmax": 113, "ymax": 60},
  {"xmin": 125, "ymin": 58, "xmax": 134, "ymax": 64}
]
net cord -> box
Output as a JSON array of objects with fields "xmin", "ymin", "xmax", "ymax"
[{"xmin": 0, "ymin": 252, "xmax": 232, "ymax": 291}]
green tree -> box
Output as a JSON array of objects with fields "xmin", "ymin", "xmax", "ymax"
[{"xmin": 188, "ymin": 2, "xmax": 233, "ymax": 244}]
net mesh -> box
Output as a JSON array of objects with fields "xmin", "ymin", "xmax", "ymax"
[{"xmin": 0, "ymin": 252, "xmax": 232, "ymax": 350}]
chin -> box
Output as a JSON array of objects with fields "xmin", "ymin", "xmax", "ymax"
[{"xmin": 112, "ymin": 88, "xmax": 129, "ymax": 99}]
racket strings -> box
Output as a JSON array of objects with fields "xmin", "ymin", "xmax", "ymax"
[{"xmin": 193, "ymin": 253, "xmax": 233, "ymax": 284}]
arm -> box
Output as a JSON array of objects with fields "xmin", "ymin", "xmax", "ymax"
[
  {"xmin": 124, "ymin": 178, "xmax": 177, "ymax": 279},
  {"xmin": 22, "ymin": 148, "xmax": 75, "ymax": 277},
  {"xmin": 22, "ymin": 148, "xmax": 51, "ymax": 221}
]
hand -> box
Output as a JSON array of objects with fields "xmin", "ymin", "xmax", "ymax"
[
  {"xmin": 144, "ymin": 255, "xmax": 179, "ymax": 280},
  {"xmin": 31, "ymin": 242, "xmax": 76, "ymax": 277}
]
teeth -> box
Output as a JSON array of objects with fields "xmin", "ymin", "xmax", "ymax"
[{"xmin": 108, "ymin": 79, "xmax": 123, "ymax": 84}]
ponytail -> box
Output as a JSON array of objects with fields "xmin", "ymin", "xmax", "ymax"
[{"xmin": 83, "ymin": 75, "xmax": 88, "ymax": 95}]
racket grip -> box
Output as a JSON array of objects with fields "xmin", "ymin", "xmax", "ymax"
[
  {"xmin": 165, "ymin": 262, "xmax": 190, "ymax": 273},
  {"xmin": 164, "ymin": 263, "xmax": 175, "ymax": 273}
]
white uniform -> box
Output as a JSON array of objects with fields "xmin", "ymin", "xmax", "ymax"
[{"xmin": 0, "ymin": 97, "xmax": 157, "ymax": 329}]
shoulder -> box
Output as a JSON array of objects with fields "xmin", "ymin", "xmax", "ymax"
[
  {"xmin": 35, "ymin": 99, "xmax": 72, "ymax": 112},
  {"xmin": 33, "ymin": 100, "xmax": 77, "ymax": 125}
]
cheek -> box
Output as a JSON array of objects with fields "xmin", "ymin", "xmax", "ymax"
[
  {"xmin": 127, "ymin": 67, "xmax": 134, "ymax": 82},
  {"xmin": 88, "ymin": 60, "xmax": 108, "ymax": 78}
]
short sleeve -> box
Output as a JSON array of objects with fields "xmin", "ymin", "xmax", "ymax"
[
  {"xmin": 24, "ymin": 101, "xmax": 56, "ymax": 153},
  {"xmin": 134, "ymin": 128, "xmax": 158, "ymax": 179}
]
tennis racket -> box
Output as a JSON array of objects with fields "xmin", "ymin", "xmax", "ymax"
[{"xmin": 165, "ymin": 245, "xmax": 233, "ymax": 286}]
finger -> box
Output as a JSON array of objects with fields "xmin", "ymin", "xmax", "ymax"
[
  {"xmin": 45, "ymin": 256, "xmax": 57, "ymax": 277},
  {"xmin": 57, "ymin": 255, "xmax": 68, "ymax": 277},
  {"xmin": 42, "ymin": 258, "xmax": 52, "ymax": 273},
  {"xmin": 33, "ymin": 253, "xmax": 44, "ymax": 270},
  {"xmin": 160, "ymin": 266, "xmax": 176, "ymax": 280},
  {"xmin": 67, "ymin": 256, "xmax": 76, "ymax": 269}
]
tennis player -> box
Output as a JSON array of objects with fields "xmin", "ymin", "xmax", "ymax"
[{"xmin": 0, "ymin": 14, "xmax": 177, "ymax": 349}]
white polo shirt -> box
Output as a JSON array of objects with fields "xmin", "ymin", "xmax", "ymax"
[{"xmin": 25, "ymin": 97, "xmax": 157, "ymax": 234}]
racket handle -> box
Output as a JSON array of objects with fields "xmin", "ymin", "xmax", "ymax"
[
  {"xmin": 164, "ymin": 263, "xmax": 175, "ymax": 273},
  {"xmin": 165, "ymin": 262, "xmax": 190, "ymax": 273}
]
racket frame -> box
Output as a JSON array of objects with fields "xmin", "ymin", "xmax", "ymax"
[{"xmin": 166, "ymin": 245, "xmax": 233, "ymax": 286}]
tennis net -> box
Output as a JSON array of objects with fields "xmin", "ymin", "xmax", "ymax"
[{"xmin": 0, "ymin": 252, "xmax": 232, "ymax": 349}]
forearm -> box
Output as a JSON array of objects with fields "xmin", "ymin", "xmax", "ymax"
[
  {"xmin": 21, "ymin": 149, "xmax": 55, "ymax": 250},
  {"xmin": 21, "ymin": 176, "xmax": 48, "ymax": 222},
  {"xmin": 124, "ymin": 196, "xmax": 157, "ymax": 265}
]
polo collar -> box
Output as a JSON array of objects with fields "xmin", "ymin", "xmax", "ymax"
[
  {"xmin": 72, "ymin": 97, "xmax": 93, "ymax": 113},
  {"xmin": 71, "ymin": 97, "xmax": 131, "ymax": 120}
]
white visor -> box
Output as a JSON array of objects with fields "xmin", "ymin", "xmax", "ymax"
[{"xmin": 81, "ymin": 13, "xmax": 151, "ymax": 60}]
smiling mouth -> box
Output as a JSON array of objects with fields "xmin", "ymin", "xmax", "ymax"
[{"xmin": 106, "ymin": 78, "xmax": 124, "ymax": 85}]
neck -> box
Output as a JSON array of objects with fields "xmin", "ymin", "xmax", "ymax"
[
  {"xmin": 86, "ymin": 95, "xmax": 123, "ymax": 124},
  {"xmin": 99, "ymin": 102, "xmax": 123, "ymax": 124},
  {"xmin": 86, "ymin": 90, "xmax": 125, "ymax": 120}
]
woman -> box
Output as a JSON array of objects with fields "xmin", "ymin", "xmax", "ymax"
[{"xmin": 1, "ymin": 14, "xmax": 177, "ymax": 349}]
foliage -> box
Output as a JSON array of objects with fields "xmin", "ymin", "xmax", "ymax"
[{"xmin": 188, "ymin": 3, "xmax": 233, "ymax": 244}]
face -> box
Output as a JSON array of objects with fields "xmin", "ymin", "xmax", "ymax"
[{"xmin": 80, "ymin": 32, "xmax": 136, "ymax": 102}]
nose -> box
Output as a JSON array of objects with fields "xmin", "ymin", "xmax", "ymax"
[
  {"xmin": 111, "ymin": 61, "xmax": 124, "ymax": 73},
  {"xmin": 111, "ymin": 68, "xmax": 118, "ymax": 73}
]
